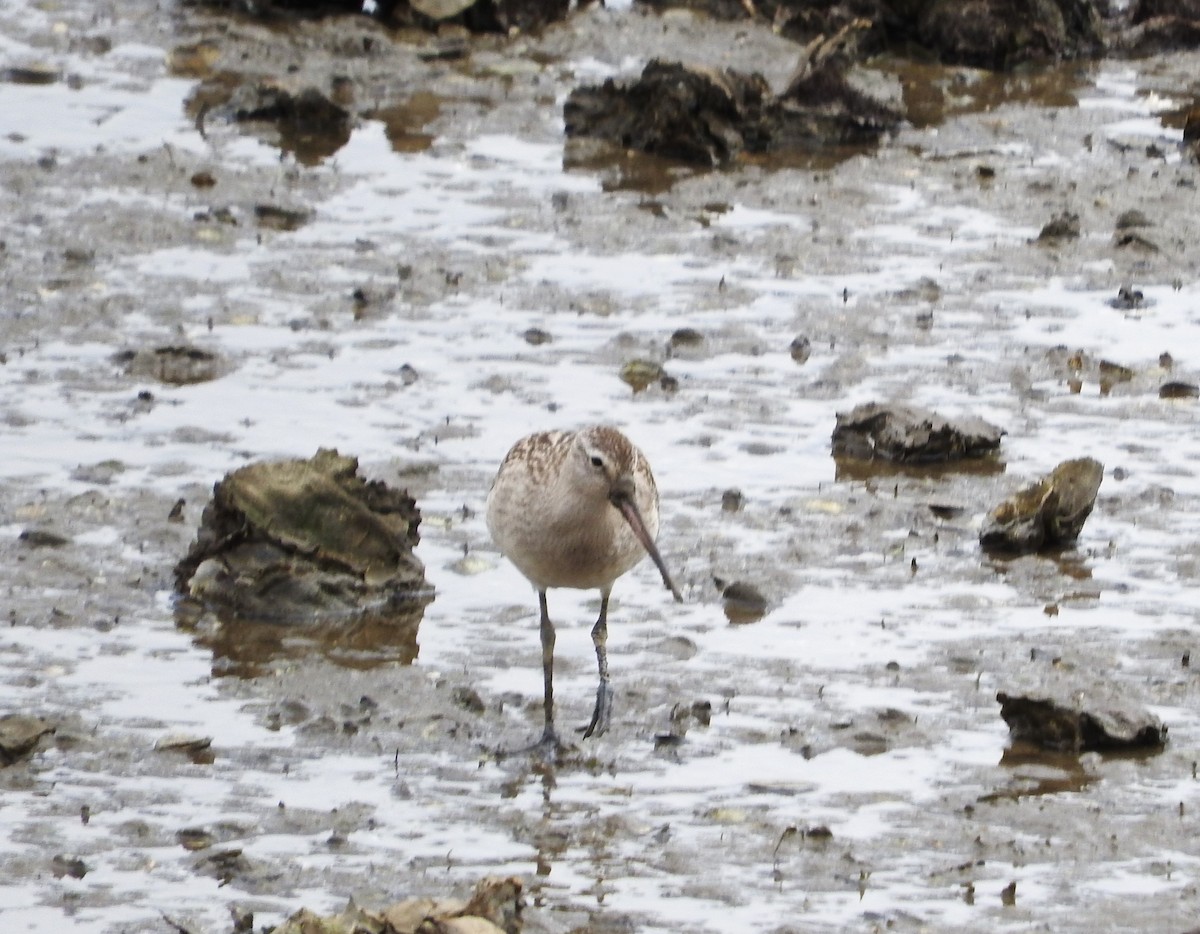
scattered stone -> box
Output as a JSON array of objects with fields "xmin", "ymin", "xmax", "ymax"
[
  {"xmin": 18, "ymin": 528, "xmax": 71, "ymax": 548},
  {"xmin": 619, "ymin": 359, "xmax": 666, "ymax": 392},
  {"xmin": 980, "ymin": 457, "xmax": 1103, "ymax": 555},
  {"xmin": 831, "ymin": 402, "xmax": 1004, "ymax": 464},
  {"xmin": 50, "ymin": 855, "xmax": 88, "ymax": 879},
  {"xmin": 1037, "ymin": 211, "xmax": 1081, "ymax": 241},
  {"xmin": 195, "ymin": 848, "xmax": 252, "ymax": 886},
  {"xmin": 452, "ymin": 686, "xmax": 486, "ymax": 714},
  {"xmin": 254, "ymin": 204, "xmax": 313, "ymax": 231},
  {"xmin": 155, "ymin": 732, "xmax": 214, "ymax": 755},
  {"xmin": 115, "ymin": 345, "xmax": 225, "ymax": 385},
  {"xmin": 269, "ymin": 876, "xmax": 523, "ymax": 934},
  {"xmin": 1110, "ymin": 284, "xmax": 1146, "ymax": 309},
  {"xmin": 1, "ymin": 65, "xmax": 60, "ymax": 85},
  {"xmin": 69, "ymin": 459, "xmax": 127, "ymax": 485},
  {"xmin": 166, "ymin": 40, "xmax": 220, "ymax": 78},
  {"xmin": 996, "ymin": 690, "xmax": 1167, "ymax": 753},
  {"xmin": 1097, "ymin": 359, "xmax": 1134, "ymax": 394},
  {"xmin": 789, "ymin": 335, "xmax": 812, "ymax": 364},
  {"xmin": 174, "ymin": 449, "xmax": 433, "ymax": 631},
  {"xmin": 1115, "ymin": 208, "xmax": 1152, "ymax": 229},
  {"xmin": 668, "ymin": 327, "xmax": 705, "ymax": 352},
  {"xmin": 0, "ymin": 714, "xmax": 56, "ymax": 765},
  {"xmin": 1160, "ymin": 381, "xmax": 1199, "ymax": 399},
  {"xmin": 176, "ymin": 828, "xmax": 217, "ymax": 851}
]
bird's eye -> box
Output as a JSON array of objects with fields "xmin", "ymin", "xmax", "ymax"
[{"xmin": 590, "ymin": 455, "xmax": 604, "ymax": 469}]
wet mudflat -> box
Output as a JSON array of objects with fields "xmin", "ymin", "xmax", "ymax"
[{"xmin": 2, "ymin": 0, "xmax": 1200, "ymax": 931}]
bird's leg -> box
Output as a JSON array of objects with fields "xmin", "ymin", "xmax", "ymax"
[
  {"xmin": 537, "ymin": 590, "xmax": 559, "ymax": 749},
  {"xmin": 583, "ymin": 590, "xmax": 613, "ymax": 738}
]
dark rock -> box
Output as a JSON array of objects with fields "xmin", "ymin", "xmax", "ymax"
[
  {"xmin": 1132, "ymin": 0, "xmax": 1200, "ymax": 21},
  {"xmin": 50, "ymin": 855, "xmax": 89, "ymax": 879},
  {"xmin": 175, "ymin": 449, "xmax": 432, "ymax": 629},
  {"xmin": 18, "ymin": 529, "xmax": 71, "ymax": 548},
  {"xmin": 789, "ymin": 335, "xmax": 812, "ymax": 364},
  {"xmin": 1037, "ymin": 211, "xmax": 1081, "ymax": 241},
  {"xmin": 914, "ymin": 0, "xmax": 1103, "ymax": 70},
  {"xmin": 564, "ymin": 28, "xmax": 900, "ymax": 169},
  {"xmin": 254, "ymin": 204, "xmax": 313, "ymax": 231},
  {"xmin": 565, "ymin": 60, "xmax": 773, "ymax": 168},
  {"xmin": 997, "ymin": 690, "xmax": 1167, "ymax": 752},
  {"xmin": 831, "ymin": 402, "xmax": 1004, "ymax": 463},
  {"xmin": 980, "ymin": 457, "xmax": 1103, "ymax": 555},
  {"xmin": 1160, "ymin": 381, "xmax": 1200, "ymax": 399},
  {"xmin": 1115, "ymin": 208, "xmax": 1152, "ymax": 229},
  {"xmin": 635, "ymin": 0, "xmax": 1105, "ymax": 70},
  {"xmin": 1110, "ymin": 284, "xmax": 1146, "ymax": 309},
  {"xmin": 1114, "ymin": 1, "xmax": 1200, "ymax": 55}
]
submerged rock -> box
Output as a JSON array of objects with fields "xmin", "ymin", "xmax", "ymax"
[
  {"xmin": 980, "ymin": 457, "xmax": 1103, "ymax": 555},
  {"xmin": 997, "ymin": 690, "xmax": 1167, "ymax": 753},
  {"xmin": 831, "ymin": 402, "xmax": 1004, "ymax": 464},
  {"xmin": 175, "ymin": 449, "xmax": 432, "ymax": 628}
]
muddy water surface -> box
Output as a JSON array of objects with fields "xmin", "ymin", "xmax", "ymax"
[{"xmin": 2, "ymin": 1, "xmax": 1200, "ymax": 932}]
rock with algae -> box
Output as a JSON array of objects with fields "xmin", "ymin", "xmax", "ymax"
[
  {"xmin": 174, "ymin": 449, "xmax": 432, "ymax": 623},
  {"xmin": 980, "ymin": 457, "xmax": 1103, "ymax": 555}
]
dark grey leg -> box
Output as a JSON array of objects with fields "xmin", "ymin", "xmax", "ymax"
[
  {"xmin": 538, "ymin": 590, "xmax": 558, "ymax": 747},
  {"xmin": 583, "ymin": 589, "xmax": 613, "ymax": 738}
]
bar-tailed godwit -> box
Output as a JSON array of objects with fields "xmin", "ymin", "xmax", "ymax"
[{"xmin": 486, "ymin": 426, "xmax": 682, "ymax": 751}]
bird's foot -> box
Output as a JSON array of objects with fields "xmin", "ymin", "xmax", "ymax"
[
  {"xmin": 500, "ymin": 725, "xmax": 573, "ymax": 762},
  {"xmin": 582, "ymin": 680, "xmax": 613, "ymax": 739}
]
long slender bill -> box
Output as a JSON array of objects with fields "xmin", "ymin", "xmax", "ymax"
[{"xmin": 612, "ymin": 495, "xmax": 683, "ymax": 602}]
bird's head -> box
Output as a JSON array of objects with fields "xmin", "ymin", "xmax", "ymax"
[{"xmin": 572, "ymin": 426, "xmax": 682, "ymax": 603}]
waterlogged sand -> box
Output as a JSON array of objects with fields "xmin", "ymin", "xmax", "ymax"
[{"xmin": 2, "ymin": 1, "xmax": 1200, "ymax": 931}]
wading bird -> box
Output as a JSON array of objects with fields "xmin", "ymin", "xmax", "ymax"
[{"xmin": 486, "ymin": 426, "xmax": 682, "ymax": 751}]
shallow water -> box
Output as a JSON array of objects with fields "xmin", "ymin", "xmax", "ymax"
[{"xmin": 2, "ymin": 1, "xmax": 1200, "ymax": 931}]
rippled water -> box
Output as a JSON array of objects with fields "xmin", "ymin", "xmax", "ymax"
[{"xmin": 3, "ymin": 1, "xmax": 1200, "ymax": 931}]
